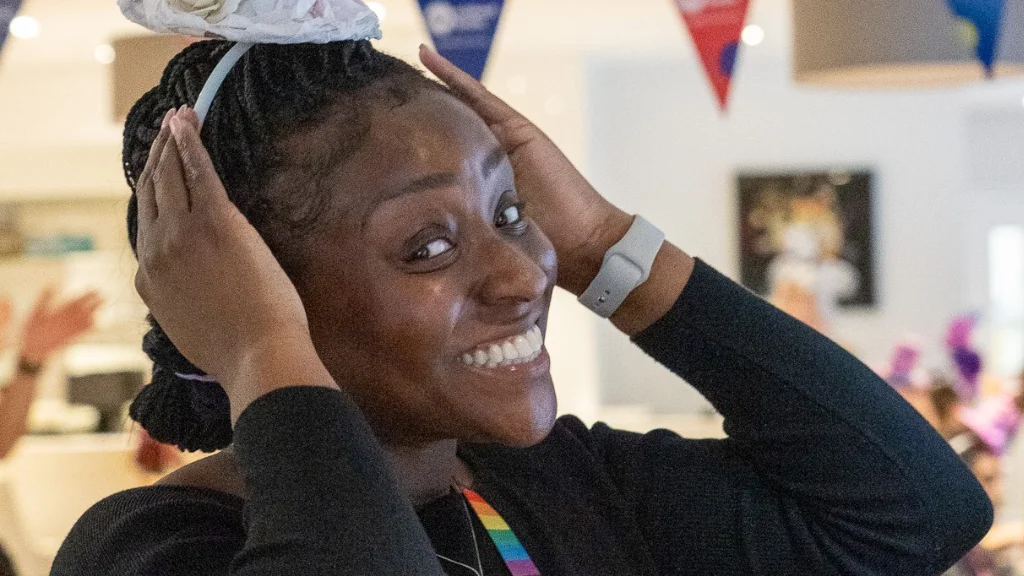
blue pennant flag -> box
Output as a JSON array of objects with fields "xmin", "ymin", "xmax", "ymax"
[
  {"xmin": 946, "ymin": 0, "xmax": 1007, "ymax": 75},
  {"xmin": 418, "ymin": 0, "xmax": 505, "ymax": 81},
  {"xmin": 0, "ymin": 0, "xmax": 24, "ymax": 59}
]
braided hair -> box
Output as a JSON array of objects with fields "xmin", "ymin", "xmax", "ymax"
[{"xmin": 124, "ymin": 40, "xmax": 444, "ymax": 452}]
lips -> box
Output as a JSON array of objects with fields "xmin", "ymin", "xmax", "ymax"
[{"xmin": 461, "ymin": 324, "xmax": 543, "ymax": 368}]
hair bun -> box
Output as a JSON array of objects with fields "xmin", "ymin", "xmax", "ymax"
[{"xmin": 130, "ymin": 321, "xmax": 233, "ymax": 452}]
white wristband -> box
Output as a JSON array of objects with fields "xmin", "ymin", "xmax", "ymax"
[{"xmin": 578, "ymin": 215, "xmax": 665, "ymax": 318}]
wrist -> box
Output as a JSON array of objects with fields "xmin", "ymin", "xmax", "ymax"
[
  {"xmin": 558, "ymin": 208, "xmax": 633, "ymax": 296},
  {"xmin": 16, "ymin": 354, "xmax": 45, "ymax": 376},
  {"xmin": 222, "ymin": 332, "xmax": 337, "ymax": 422}
]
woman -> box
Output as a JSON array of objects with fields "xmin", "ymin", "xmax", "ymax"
[{"xmin": 52, "ymin": 40, "xmax": 991, "ymax": 575}]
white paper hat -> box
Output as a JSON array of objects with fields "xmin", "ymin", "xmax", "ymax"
[
  {"xmin": 119, "ymin": 0, "xmax": 381, "ymax": 44},
  {"xmin": 119, "ymin": 0, "xmax": 383, "ymax": 122}
]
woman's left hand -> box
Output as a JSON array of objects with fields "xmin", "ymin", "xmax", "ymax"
[{"xmin": 419, "ymin": 45, "xmax": 633, "ymax": 296}]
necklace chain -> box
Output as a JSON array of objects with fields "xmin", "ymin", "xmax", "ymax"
[{"xmin": 436, "ymin": 492, "xmax": 484, "ymax": 576}]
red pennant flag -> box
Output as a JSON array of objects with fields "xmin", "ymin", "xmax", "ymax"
[{"xmin": 675, "ymin": 0, "xmax": 751, "ymax": 110}]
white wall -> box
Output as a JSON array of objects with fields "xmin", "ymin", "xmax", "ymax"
[{"xmin": 582, "ymin": 12, "xmax": 989, "ymax": 412}]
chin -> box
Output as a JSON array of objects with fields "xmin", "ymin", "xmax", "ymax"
[{"xmin": 473, "ymin": 388, "xmax": 559, "ymax": 448}]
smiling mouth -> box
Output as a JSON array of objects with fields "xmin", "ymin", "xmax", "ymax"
[{"xmin": 461, "ymin": 325, "xmax": 544, "ymax": 369}]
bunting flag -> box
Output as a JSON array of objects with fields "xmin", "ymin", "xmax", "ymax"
[
  {"xmin": 0, "ymin": 0, "xmax": 24, "ymax": 59},
  {"xmin": 675, "ymin": 0, "xmax": 751, "ymax": 111},
  {"xmin": 945, "ymin": 0, "xmax": 1006, "ymax": 76},
  {"xmin": 418, "ymin": 0, "xmax": 505, "ymax": 81}
]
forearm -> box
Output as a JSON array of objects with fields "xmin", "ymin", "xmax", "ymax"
[
  {"xmin": 0, "ymin": 370, "xmax": 40, "ymax": 459},
  {"xmin": 232, "ymin": 386, "xmax": 445, "ymax": 574},
  {"xmin": 632, "ymin": 261, "xmax": 992, "ymax": 571}
]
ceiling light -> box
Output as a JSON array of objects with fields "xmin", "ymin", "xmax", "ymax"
[
  {"xmin": 94, "ymin": 44, "xmax": 116, "ymax": 65},
  {"xmin": 741, "ymin": 24, "xmax": 764, "ymax": 47},
  {"xmin": 366, "ymin": 2, "xmax": 387, "ymax": 22},
  {"xmin": 9, "ymin": 16, "xmax": 40, "ymax": 40}
]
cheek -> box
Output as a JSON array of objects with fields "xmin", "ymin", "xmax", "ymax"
[
  {"xmin": 355, "ymin": 275, "xmax": 467, "ymax": 375},
  {"xmin": 524, "ymin": 222, "xmax": 558, "ymax": 281}
]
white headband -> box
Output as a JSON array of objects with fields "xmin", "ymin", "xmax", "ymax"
[{"xmin": 193, "ymin": 41, "xmax": 253, "ymax": 125}]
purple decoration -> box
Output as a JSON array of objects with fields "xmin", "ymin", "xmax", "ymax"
[
  {"xmin": 960, "ymin": 394, "xmax": 1022, "ymax": 456},
  {"xmin": 951, "ymin": 347, "xmax": 983, "ymax": 398},
  {"xmin": 884, "ymin": 340, "xmax": 922, "ymax": 390},
  {"xmin": 945, "ymin": 314, "xmax": 976, "ymax": 349},
  {"xmin": 945, "ymin": 314, "xmax": 983, "ymax": 401}
]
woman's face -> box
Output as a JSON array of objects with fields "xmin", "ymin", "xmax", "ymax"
[{"xmin": 287, "ymin": 89, "xmax": 558, "ymax": 448}]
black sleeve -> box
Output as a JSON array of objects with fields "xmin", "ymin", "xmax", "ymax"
[
  {"xmin": 593, "ymin": 259, "xmax": 993, "ymax": 575},
  {"xmin": 51, "ymin": 387, "xmax": 447, "ymax": 575}
]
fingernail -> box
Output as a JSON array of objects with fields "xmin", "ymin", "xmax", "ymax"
[
  {"xmin": 162, "ymin": 108, "xmax": 175, "ymax": 129},
  {"xmin": 169, "ymin": 115, "xmax": 182, "ymax": 138}
]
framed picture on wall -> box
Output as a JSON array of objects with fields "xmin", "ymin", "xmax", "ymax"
[{"xmin": 737, "ymin": 170, "xmax": 876, "ymax": 309}]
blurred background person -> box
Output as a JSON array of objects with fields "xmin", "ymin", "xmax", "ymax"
[
  {"xmin": 0, "ymin": 289, "xmax": 102, "ymax": 460},
  {"xmin": 0, "ymin": 289, "xmax": 100, "ymax": 576}
]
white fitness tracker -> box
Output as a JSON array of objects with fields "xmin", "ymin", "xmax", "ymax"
[{"xmin": 578, "ymin": 215, "xmax": 665, "ymax": 318}]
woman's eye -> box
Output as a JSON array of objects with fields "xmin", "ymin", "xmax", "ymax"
[
  {"xmin": 411, "ymin": 238, "xmax": 454, "ymax": 261},
  {"xmin": 496, "ymin": 203, "xmax": 525, "ymax": 228}
]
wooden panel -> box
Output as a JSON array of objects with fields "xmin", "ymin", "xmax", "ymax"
[{"xmin": 111, "ymin": 35, "xmax": 194, "ymax": 122}]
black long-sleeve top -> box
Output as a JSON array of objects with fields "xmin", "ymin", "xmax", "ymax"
[{"xmin": 51, "ymin": 260, "xmax": 993, "ymax": 575}]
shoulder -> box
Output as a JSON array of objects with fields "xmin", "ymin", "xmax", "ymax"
[{"xmin": 51, "ymin": 463, "xmax": 246, "ymax": 576}]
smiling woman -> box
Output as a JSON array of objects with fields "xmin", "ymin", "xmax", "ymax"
[{"xmin": 47, "ymin": 30, "xmax": 994, "ymax": 576}]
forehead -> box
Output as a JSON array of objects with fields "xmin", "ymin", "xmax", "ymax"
[{"xmin": 329, "ymin": 90, "xmax": 500, "ymax": 205}]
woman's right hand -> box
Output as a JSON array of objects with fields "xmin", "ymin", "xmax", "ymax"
[{"xmin": 135, "ymin": 107, "xmax": 336, "ymax": 420}]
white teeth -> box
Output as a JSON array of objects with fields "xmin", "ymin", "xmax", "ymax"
[
  {"xmin": 463, "ymin": 324, "xmax": 545, "ymax": 369},
  {"xmin": 488, "ymin": 344, "xmax": 504, "ymax": 365},
  {"xmin": 513, "ymin": 336, "xmax": 532, "ymax": 358},
  {"xmin": 526, "ymin": 327, "xmax": 542, "ymax": 350},
  {"xmin": 501, "ymin": 341, "xmax": 519, "ymax": 361}
]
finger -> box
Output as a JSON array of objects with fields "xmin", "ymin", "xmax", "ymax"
[
  {"xmin": 418, "ymin": 44, "xmax": 519, "ymax": 125},
  {"xmin": 29, "ymin": 286, "xmax": 57, "ymax": 320},
  {"xmin": 153, "ymin": 119, "xmax": 191, "ymax": 216},
  {"xmin": 67, "ymin": 292, "xmax": 104, "ymax": 314},
  {"xmin": 136, "ymin": 109, "xmax": 176, "ymax": 197},
  {"xmin": 135, "ymin": 111, "xmax": 176, "ymax": 237},
  {"xmin": 170, "ymin": 108, "xmax": 229, "ymax": 210}
]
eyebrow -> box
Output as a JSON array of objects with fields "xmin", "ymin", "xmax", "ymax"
[
  {"xmin": 362, "ymin": 145, "xmax": 509, "ymax": 227},
  {"xmin": 397, "ymin": 145, "xmax": 508, "ymax": 197}
]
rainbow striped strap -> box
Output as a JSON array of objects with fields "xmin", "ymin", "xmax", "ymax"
[{"xmin": 462, "ymin": 489, "xmax": 541, "ymax": 576}]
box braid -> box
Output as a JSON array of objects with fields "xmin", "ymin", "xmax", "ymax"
[{"xmin": 123, "ymin": 39, "xmax": 445, "ymax": 452}]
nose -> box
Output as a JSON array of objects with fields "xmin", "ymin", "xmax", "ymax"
[{"xmin": 473, "ymin": 235, "xmax": 550, "ymax": 310}]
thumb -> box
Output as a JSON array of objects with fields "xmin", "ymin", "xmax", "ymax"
[{"xmin": 169, "ymin": 108, "xmax": 229, "ymax": 210}]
